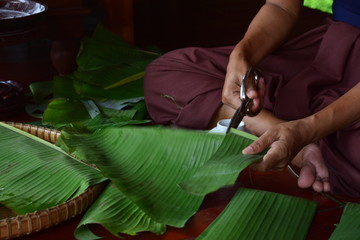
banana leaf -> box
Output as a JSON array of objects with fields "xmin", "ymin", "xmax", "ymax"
[
  {"xmin": 74, "ymin": 24, "xmax": 159, "ymax": 89},
  {"xmin": 77, "ymin": 30, "xmax": 159, "ymax": 72},
  {"xmin": 42, "ymin": 98, "xmax": 91, "ymax": 128},
  {"xmin": 329, "ymin": 203, "xmax": 360, "ymax": 240},
  {"xmin": 196, "ymin": 188, "xmax": 317, "ymax": 240},
  {"xmin": 181, "ymin": 129, "xmax": 263, "ymax": 195},
  {"xmin": 0, "ymin": 122, "xmax": 106, "ymax": 215},
  {"xmin": 72, "ymin": 78, "xmax": 145, "ymax": 101},
  {"xmin": 58, "ymin": 126, "xmax": 262, "ymax": 230},
  {"xmin": 58, "ymin": 115, "xmax": 150, "ymax": 138},
  {"xmin": 73, "ymin": 62, "xmax": 149, "ymax": 89},
  {"xmin": 53, "ymin": 75, "xmax": 80, "ymax": 99},
  {"xmin": 74, "ymin": 183, "xmax": 166, "ymax": 240},
  {"xmin": 28, "ymin": 80, "xmax": 54, "ymax": 103},
  {"xmin": 52, "ymin": 72, "xmax": 145, "ymax": 102},
  {"xmin": 42, "ymin": 98, "xmax": 149, "ymax": 131},
  {"xmin": 59, "ymin": 127, "xmax": 223, "ymax": 227}
]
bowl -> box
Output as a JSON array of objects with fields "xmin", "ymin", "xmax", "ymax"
[
  {"xmin": 0, "ymin": 0, "xmax": 47, "ymax": 31},
  {"xmin": 209, "ymin": 119, "xmax": 246, "ymax": 134}
]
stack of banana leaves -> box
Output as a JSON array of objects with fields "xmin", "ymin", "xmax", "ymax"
[
  {"xmin": 27, "ymin": 24, "xmax": 159, "ymax": 130},
  {"xmin": 1, "ymin": 24, "xmax": 359, "ymax": 240}
]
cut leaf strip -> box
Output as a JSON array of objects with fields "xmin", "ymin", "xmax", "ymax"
[{"xmin": 196, "ymin": 188, "xmax": 317, "ymax": 240}]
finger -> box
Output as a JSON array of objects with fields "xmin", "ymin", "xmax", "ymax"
[
  {"xmin": 323, "ymin": 180, "xmax": 331, "ymax": 192},
  {"xmin": 298, "ymin": 163, "xmax": 327, "ymax": 192},
  {"xmin": 258, "ymin": 77, "xmax": 266, "ymax": 96},
  {"xmin": 242, "ymin": 136, "xmax": 269, "ymax": 155},
  {"xmin": 307, "ymin": 147, "xmax": 330, "ymax": 192},
  {"xmin": 297, "ymin": 163, "xmax": 316, "ymax": 189},
  {"xmin": 312, "ymin": 176, "xmax": 325, "ymax": 192},
  {"xmin": 222, "ymin": 76, "xmax": 242, "ymax": 109},
  {"xmin": 246, "ymin": 78, "xmax": 264, "ymax": 99},
  {"xmin": 222, "ymin": 88, "xmax": 241, "ymax": 109},
  {"xmin": 254, "ymin": 142, "xmax": 289, "ymax": 171},
  {"xmin": 246, "ymin": 77, "xmax": 265, "ymax": 114},
  {"xmin": 244, "ymin": 71, "xmax": 258, "ymax": 91}
]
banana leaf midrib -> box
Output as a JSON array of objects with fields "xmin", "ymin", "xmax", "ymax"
[{"xmin": 0, "ymin": 122, "xmax": 100, "ymax": 171}]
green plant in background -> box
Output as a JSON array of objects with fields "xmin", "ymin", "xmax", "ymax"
[{"xmin": 304, "ymin": 0, "xmax": 333, "ymax": 13}]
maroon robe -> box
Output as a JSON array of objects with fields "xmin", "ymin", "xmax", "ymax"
[{"xmin": 144, "ymin": 19, "xmax": 360, "ymax": 197}]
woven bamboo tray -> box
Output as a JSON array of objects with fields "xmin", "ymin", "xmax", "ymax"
[{"xmin": 0, "ymin": 122, "xmax": 107, "ymax": 240}]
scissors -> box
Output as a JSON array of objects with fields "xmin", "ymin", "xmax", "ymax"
[{"xmin": 226, "ymin": 68, "xmax": 260, "ymax": 134}]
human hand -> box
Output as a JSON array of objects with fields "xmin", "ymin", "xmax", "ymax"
[
  {"xmin": 242, "ymin": 120, "xmax": 312, "ymax": 171},
  {"xmin": 222, "ymin": 51, "xmax": 265, "ymax": 113}
]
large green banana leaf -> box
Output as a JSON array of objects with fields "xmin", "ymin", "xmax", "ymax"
[
  {"xmin": 329, "ymin": 202, "xmax": 360, "ymax": 240},
  {"xmin": 74, "ymin": 183, "xmax": 166, "ymax": 239},
  {"xmin": 75, "ymin": 25, "xmax": 159, "ymax": 90},
  {"xmin": 58, "ymin": 126, "xmax": 263, "ymax": 229},
  {"xmin": 196, "ymin": 188, "xmax": 317, "ymax": 240},
  {"xmin": 181, "ymin": 130, "xmax": 262, "ymax": 195},
  {"xmin": 0, "ymin": 122, "xmax": 106, "ymax": 215},
  {"xmin": 59, "ymin": 127, "xmax": 223, "ymax": 227}
]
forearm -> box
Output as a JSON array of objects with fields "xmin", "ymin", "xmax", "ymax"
[
  {"xmin": 245, "ymin": 82, "xmax": 360, "ymax": 142},
  {"xmin": 244, "ymin": 109, "xmax": 284, "ymax": 136},
  {"xmin": 232, "ymin": 0, "xmax": 303, "ymax": 67},
  {"xmin": 304, "ymin": 82, "xmax": 360, "ymax": 143}
]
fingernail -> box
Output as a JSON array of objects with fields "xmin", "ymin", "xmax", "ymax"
[{"xmin": 242, "ymin": 146, "xmax": 254, "ymax": 154}]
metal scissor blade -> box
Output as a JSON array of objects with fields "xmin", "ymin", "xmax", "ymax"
[
  {"xmin": 226, "ymin": 107, "xmax": 245, "ymax": 134},
  {"xmin": 226, "ymin": 98, "xmax": 251, "ymax": 134}
]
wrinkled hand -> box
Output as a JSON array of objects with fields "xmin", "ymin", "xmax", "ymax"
[
  {"xmin": 242, "ymin": 120, "xmax": 312, "ymax": 171},
  {"xmin": 222, "ymin": 51, "xmax": 265, "ymax": 113}
]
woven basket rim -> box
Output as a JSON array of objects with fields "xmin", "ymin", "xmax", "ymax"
[{"xmin": 0, "ymin": 122, "xmax": 107, "ymax": 240}]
